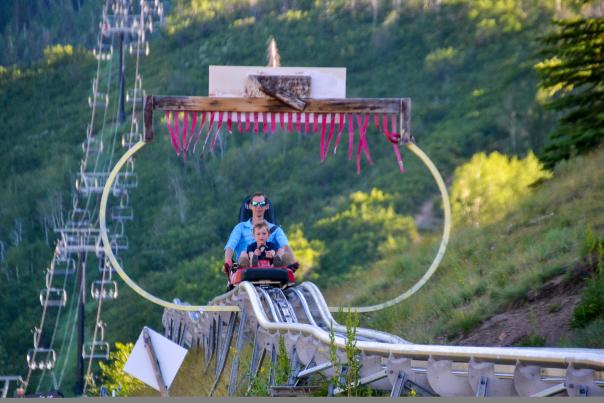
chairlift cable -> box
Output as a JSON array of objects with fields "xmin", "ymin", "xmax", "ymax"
[
  {"xmin": 53, "ymin": 256, "xmax": 85, "ymax": 388},
  {"xmin": 56, "ymin": 291, "xmax": 82, "ymax": 387},
  {"xmin": 34, "ymin": 267, "xmax": 73, "ymax": 393}
]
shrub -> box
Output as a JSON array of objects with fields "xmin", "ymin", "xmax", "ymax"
[{"xmin": 450, "ymin": 151, "xmax": 552, "ymax": 228}]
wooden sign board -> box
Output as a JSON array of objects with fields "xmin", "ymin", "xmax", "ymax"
[{"xmin": 209, "ymin": 66, "xmax": 346, "ymax": 99}]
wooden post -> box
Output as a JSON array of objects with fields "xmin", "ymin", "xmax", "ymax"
[
  {"xmin": 144, "ymin": 95, "xmax": 155, "ymax": 142},
  {"xmin": 142, "ymin": 328, "xmax": 169, "ymax": 397}
]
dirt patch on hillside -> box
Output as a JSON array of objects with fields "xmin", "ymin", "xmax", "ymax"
[{"xmin": 453, "ymin": 268, "xmax": 589, "ymax": 347}]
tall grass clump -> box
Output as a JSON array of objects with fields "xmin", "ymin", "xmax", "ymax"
[{"xmin": 571, "ymin": 228, "xmax": 604, "ymax": 328}]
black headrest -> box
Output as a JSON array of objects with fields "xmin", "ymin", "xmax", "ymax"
[{"xmin": 238, "ymin": 195, "xmax": 277, "ymax": 224}]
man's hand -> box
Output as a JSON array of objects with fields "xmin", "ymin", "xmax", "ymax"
[{"xmin": 223, "ymin": 258, "xmax": 232, "ymax": 275}]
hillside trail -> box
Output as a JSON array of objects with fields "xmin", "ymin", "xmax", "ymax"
[{"xmin": 452, "ymin": 262, "xmax": 591, "ymax": 347}]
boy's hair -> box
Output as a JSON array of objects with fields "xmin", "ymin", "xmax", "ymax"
[{"xmin": 253, "ymin": 221, "xmax": 270, "ymax": 234}]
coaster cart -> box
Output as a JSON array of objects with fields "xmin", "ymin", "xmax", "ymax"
[{"xmin": 228, "ymin": 264, "xmax": 296, "ymax": 289}]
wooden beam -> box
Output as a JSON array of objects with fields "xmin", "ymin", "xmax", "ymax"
[
  {"xmin": 143, "ymin": 96, "xmax": 411, "ymax": 142},
  {"xmin": 153, "ymin": 96, "xmax": 406, "ymax": 114}
]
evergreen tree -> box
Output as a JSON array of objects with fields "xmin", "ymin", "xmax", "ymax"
[{"xmin": 536, "ymin": 16, "xmax": 604, "ymax": 168}]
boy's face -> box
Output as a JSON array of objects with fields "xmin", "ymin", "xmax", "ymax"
[{"xmin": 254, "ymin": 227, "xmax": 269, "ymax": 245}]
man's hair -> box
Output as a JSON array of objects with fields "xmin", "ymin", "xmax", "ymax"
[
  {"xmin": 253, "ymin": 221, "xmax": 270, "ymax": 233},
  {"xmin": 250, "ymin": 191, "xmax": 267, "ymax": 201}
]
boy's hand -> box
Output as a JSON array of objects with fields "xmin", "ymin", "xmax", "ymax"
[
  {"xmin": 254, "ymin": 249, "xmax": 262, "ymax": 256},
  {"xmin": 265, "ymin": 250, "xmax": 275, "ymax": 258}
]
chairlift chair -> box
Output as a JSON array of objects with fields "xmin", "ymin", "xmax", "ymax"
[
  {"xmin": 110, "ymin": 234, "xmax": 128, "ymax": 251},
  {"xmin": 0, "ymin": 376, "xmax": 23, "ymax": 399},
  {"xmin": 95, "ymin": 237, "xmax": 119, "ymax": 257},
  {"xmin": 26, "ymin": 348, "xmax": 56, "ymax": 371},
  {"xmin": 126, "ymin": 87, "xmax": 146, "ymax": 104},
  {"xmin": 49, "ymin": 257, "xmax": 76, "ymax": 275},
  {"xmin": 121, "ymin": 132, "xmax": 142, "ymax": 149},
  {"xmin": 117, "ymin": 172, "xmax": 138, "ymax": 189},
  {"xmin": 45, "ymin": 262, "xmax": 76, "ymax": 287},
  {"xmin": 111, "ymin": 205, "xmax": 134, "ymax": 221},
  {"xmin": 82, "ymin": 341, "xmax": 110, "ymax": 360},
  {"xmin": 53, "ymin": 242, "xmax": 74, "ymax": 263},
  {"xmin": 83, "ymin": 322, "xmax": 110, "ymax": 359},
  {"xmin": 88, "ymin": 92, "xmax": 109, "ymax": 109},
  {"xmin": 98, "ymin": 254, "xmax": 121, "ymax": 276},
  {"xmin": 66, "ymin": 208, "xmax": 91, "ymax": 228},
  {"xmin": 93, "ymin": 43, "xmax": 113, "ymax": 61},
  {"xmin": 91, "ymin": 280, "xmax": 118, "ymax": 300},
  {"xmin": 39, "ymin": 288, "xmax": 67, "ymax": 308},
  {"xmin": 57, "ymin": 231, "xmax": 98, "ymax": 253},
  {"xmin": 81, "ymin": 136, "xmax": 103, "ymax": 155}
]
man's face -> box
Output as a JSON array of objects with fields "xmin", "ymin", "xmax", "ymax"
[
  {"xmin": 253, "ymin": 227, "xmax": 269, "ymax": 245},
  {"xmin": 250, "ymin": 196, "xmax": 268, "ymax": 217}
]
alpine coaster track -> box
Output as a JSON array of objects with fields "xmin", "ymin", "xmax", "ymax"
[{"xmin": 161, "ymin": 281, "xmax": 604, "ymax": 397}]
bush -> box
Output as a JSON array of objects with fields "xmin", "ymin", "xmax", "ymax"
[
  {"xmin": 571, "ymin": 230, "xmax": 604, "ymax": 328},
  {"xmin": 450, "ymin": 151, "xmax": 552, "ymax": 228}
]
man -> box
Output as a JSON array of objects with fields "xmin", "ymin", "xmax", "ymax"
[{"xmin": 223, "ymin": 192, "xmax": 296, "ymax": 274}]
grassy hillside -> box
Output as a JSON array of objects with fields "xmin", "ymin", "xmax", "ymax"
[
  {"xmin": 0, "ymin": 0, "xmax": 598, "ymax": 394},
  {"xmin": 328, "ymin": 144, "xmax": 604, "ymax": 347}
]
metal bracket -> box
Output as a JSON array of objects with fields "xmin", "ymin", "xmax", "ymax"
[{"xmin": 390, "ymin": 371, "xmax": 406, "ymax": 397}]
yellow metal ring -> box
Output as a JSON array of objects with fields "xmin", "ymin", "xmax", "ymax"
[
  {"xmin": 328, "ymin": 143, "xmax": 452, "ymax": 312},
  {"xmin": 99, "ymin": 141, "xmax": 239, "ymax": 312}
]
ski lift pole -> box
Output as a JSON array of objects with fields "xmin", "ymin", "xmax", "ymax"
[
  {"xmin": 118, "ymin": 32, "xmax": 126, "ymax": 123},
  {"xmin": 75, "ymin": 251, "xmax": 86, "ymax": 395},
  {"xmin": 142, "ymin": 328, "xmax": 169, "ymax": 397}
]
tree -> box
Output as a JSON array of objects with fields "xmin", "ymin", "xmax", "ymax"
[
  {"xmin": 535, "ymin": 16, "xmax": 604, "ymax": 168},
  {"xmin": 87, "ymin": 342, "xmax": 145, "ymax": 397},
  {"xmin": 314, "ymin": 189, "xmax": 418, "ymax": 281},
  {"xmin": 450, "ymin": 151, "xmax": 551, "ymax": 228},
  {"xmin": 286, "ymin": 223, "xmax": 325, "ymax": 278}
]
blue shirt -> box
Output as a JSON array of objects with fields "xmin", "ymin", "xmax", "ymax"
[{"xmin": 224, "ymin": 219, "xmax": 289, "ymax": 257}]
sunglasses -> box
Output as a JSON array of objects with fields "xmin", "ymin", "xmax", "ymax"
[{"xmin": 251, "ymin": 201, "xmax": 267, "ymax": 207}]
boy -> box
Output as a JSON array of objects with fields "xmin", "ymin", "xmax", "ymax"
[{"xmin": 245, "ymin": 222, "xmax": 284, "ymax": 268}]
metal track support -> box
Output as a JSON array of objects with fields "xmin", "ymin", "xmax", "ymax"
[
  {"xmin": 228, "ymin": 311, "xmax": 247, "ymax": 396},
  {"xmin": 210, "ymin": 312, "xmax": 237, "ymax": 396},
  {"xmin": 476, "ymin": 376, "xmax": 488, "ymax": 397},
  {"xmin": 203, "ymin": 318, "xmax": 215, "ymax": 371},
  {"xmin": 297, "ymin": 361, "xmax": 333, "ymax": 378},
  {"xmin": 269, "ymin": 344, "xmax": 277, "ymax": 387},
  {"xmin": 213, "ymin": 315, "xmax": 222, "ymax": 373},
  {"xmin": 288, "ymin": 347, "xmax": 299, "ymax": 386},
  {"xmin": 390, "ymin": 371, "xmax": 407, "ymax": 397},
  {"xmin": 531, "ymin": 383, "xmax": 567, "ymax": 397}
]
